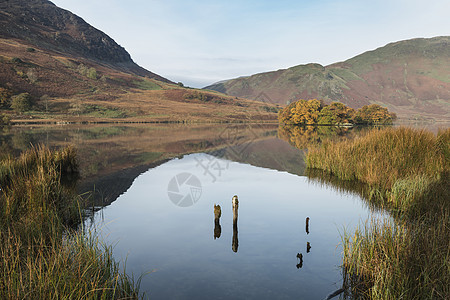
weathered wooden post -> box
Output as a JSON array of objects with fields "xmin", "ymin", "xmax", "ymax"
[
  {"xmin": 307, "ymin": 242, "xmax": 311, "ymax": 253},
  {"xmin": 214, "ymin": 204, "xmax": 221, "ymax": 239},
  {"xmin": 232, "ymin": 195, "xmax": 239, "ymax": 252},
  {"xmin": 232, "ymin": 195, "xmax": 239, "ymax": 224},
  {"xmin": 305, "ymin": 216, "xmax": 310, "ymax": 235}
]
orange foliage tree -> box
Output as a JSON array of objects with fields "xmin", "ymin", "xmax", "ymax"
[
  {"xmin": 289, "ymin": 99, "xmax": 323, "ymax": 125},
  {"xmin": 279, "ymin": 99, "xmax": 395, "ymax": 126},
  {"xmin": 355, "ymin": 104, "xmax": 396, "ymax": 125}
]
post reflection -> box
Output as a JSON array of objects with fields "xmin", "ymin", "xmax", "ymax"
[
  {"xmin": 306, "ymin": 216, "xmax": 310, "ymax": 234},
  {"xmin": 232, "ymin": 195, "xmax": 239, "ymax": 252},
  {"xmin": 296, "ymin": 253, "xmax": 303, "ymax": 269},
  {"xmin": 232, "ymin": 222, "xmax": 239, "ymax": 253}
]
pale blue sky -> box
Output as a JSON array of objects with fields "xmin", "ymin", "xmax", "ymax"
[{"xmin": 51, "ymin": 0, "xmax": 449, "ymax": 87}]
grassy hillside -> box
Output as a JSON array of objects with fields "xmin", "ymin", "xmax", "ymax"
[
  {"xmin": 0, "ymin": 0, "xmax": 279, "ymax": 123},
  {"xmin": 205, "ymin": 37, "xmax": 450, "ymax": 121}
]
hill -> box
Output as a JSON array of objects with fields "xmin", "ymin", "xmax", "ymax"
[
  {"xmin": 0, "ymin": 0, "xmax": 278, "ymax": 123},
  {"xmin": 205, "ymin": 37, "xmax": 450, "ymax": 121}
]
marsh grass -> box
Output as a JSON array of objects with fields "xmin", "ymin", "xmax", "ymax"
[
  {"xmin": 307, "ymin": 127, "xmax": 448, "ymax": 211},
  {"xmin": 341, "ymin": 211, "xmax": 449, "ymax": 299},
  {"xmin": 0, "ymin": 145, "xmax": 143, "ymax": 299},
  {"xmin": 306, "ymin": 127, "xmax": 449, "ymax": 299}
]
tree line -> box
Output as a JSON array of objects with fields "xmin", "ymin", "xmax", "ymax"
[{"xmin": 279, "ymin": 99, "xmax": 397, "ymax": 126}]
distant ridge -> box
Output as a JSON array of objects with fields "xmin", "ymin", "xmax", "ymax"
[{"xmin": 205, "ymin": 37, "xmax": 450, "ymax": 121}]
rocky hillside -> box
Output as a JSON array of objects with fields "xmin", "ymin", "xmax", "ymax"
[
  {"xmin": 0, "ymin": 0, "xmax": 167, "ymax": 80},
  {"xmin": 0, "ymin": 0, "xmax": 279, "ymax": 123},
  {"xmin": 205, "ymin": 37, "xmax": 450, "ymax": 121}
]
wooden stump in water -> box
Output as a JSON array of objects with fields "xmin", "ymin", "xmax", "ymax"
[
  {"xmin": 305, "ymin": 217, "xmax": 310, "ymax": 234},
  {"xmin": 232, "ymin": 195, "xmax": 239, "ymax": 224},
  {"xmin": 214, "ymin": 204, "xmax": 221, "ymax": 239}
]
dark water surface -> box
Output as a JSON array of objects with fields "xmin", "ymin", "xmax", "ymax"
[{"xmin": 1, "ymin": 124, "xmax": 380, "ymax": 299}]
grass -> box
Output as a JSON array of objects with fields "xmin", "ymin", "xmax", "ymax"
[
  {"xmin": 0, "ymin": 145, "xmax": 143, "ymax": 299},
  {"xmin": 306, "ymin": 127, "xmax": 449, "ymax": 299},
  {"xmin": 133, "ymin": 79, "xmax": 163, "ymax": 90}
]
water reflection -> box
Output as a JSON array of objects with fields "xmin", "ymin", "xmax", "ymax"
[
  {"xmin": 232, "ymin": 222, "xmax": 239, "ymax": 253},
  {"xmin": 306, "ymin": 168, "xmax": 385, "ymax": 213},
  {"xmin": 306, "ymin": 216, "xmax": 310, "ymax": 234},
  {"xmin": 232, "ymin": 195, "xmax": 239, "ymax": 253},
  {"xmin": 296, "ymin": 253, "xmax": 303, "ymax": 269},
  {"xmin": 0, "ymin": 124, "xmax": 378, "ymax": 299},
  {"xmin": 278, "ymin": 125, "xmax": 357, "ymax": 150}
]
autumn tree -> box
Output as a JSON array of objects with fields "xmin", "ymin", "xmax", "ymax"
[
  {"xmin": 290, "ymin": 99, "xmax": 323, "ymax": 125},
  {"xmin": 279, "ymin": 99, "xmax": 394, "ymax": 126},
  {"xmin": 278, "ymin": 101, "xmax": 297, "ymax": 124},
  {"xmin": 355, "ymin": 104, "xmax": 395, "ymax": 125},
  {"xmin": 318, "ymin": 102, "xmax": 355, "ymax": 125}
]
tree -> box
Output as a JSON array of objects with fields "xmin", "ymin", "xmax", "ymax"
[
  {"xmin": 11, "ymin": 93, "xmax": 32, "ymax": 113},
  {"xmin": 355, "ymin": 104, "xmax": 394, "ymax": 125},
  {"xmin": 290, "ymin": 99, "xmax": 323, "ymax": 125},
  {"xmin": 278, "ymin": 101, "xmax": 297, "ymax": 124},
  {"xmin": 318, "ymin": 102, "xmax": 355, "ymax": 125}
]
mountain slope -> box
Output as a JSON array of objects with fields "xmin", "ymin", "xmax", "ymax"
[
  {"xmin": 205, "ymin": 37, "xmax": 450, "ymax": 121},
  {"xmin": 0, "ymin": 0, "xmax": 279, "ymax": 123},
  {"xmin": 0, "ymin": 0, "xmax": 167, "ymax": 80}
]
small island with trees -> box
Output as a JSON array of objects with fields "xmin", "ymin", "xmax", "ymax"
[{"xmin": 278, "ymin": 99, "xmax": 397, "ymax": 126}]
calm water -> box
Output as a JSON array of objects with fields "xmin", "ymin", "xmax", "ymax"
[
  {"xmin": 88, "ymin": 153, "xmax": 372, "ymax": 299},
  {"xmin": 1, "ymin": 124, "xmax": 380, "ymax": 299}
]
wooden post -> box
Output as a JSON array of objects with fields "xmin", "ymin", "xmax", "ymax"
[
  {"xmin": 214, "ymin": 204, "xmax": 221, "ymax": 239},
  {"xmin": 232, "ymin": 195, "xmax": 239, "ymax": 252},
  {"xmin": 232, "ymin": 195, "xmax": 239, "ymax": 224}
]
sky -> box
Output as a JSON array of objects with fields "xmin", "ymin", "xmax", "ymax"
[{"xmin": 50, "ymin": 0, "xmax": 450, "ymax": 88}]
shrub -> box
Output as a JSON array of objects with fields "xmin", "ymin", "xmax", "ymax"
[
  {"xmin": 10, "ymin": 92, "xmax": 32, "ymax": 113},
  {"xmin": 86, "ymin": 67, "xmax": 98, "ymax": 79},
  {"xmin": 77, "ymin": 64, "xmax": 98, "ymax": 80}
]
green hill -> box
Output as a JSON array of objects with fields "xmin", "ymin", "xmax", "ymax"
[{"xmin": 205, "ymin": 37, "xmax": 450, "ymax": 121}]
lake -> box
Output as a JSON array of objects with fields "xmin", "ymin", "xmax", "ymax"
[{"xmin": 1, "ymin": 123, "xmax": 382, "ymax": 299}]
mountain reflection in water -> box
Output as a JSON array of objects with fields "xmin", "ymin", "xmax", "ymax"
[{"xmin": 0, "ymin": 123, "xmax": 381, "ymax": 299}]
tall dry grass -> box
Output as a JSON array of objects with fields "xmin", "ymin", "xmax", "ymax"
[
  {"xmin": 306, "ymin": 127, "xmax": 449, "ymax": 299},
  {"xmin": 0, "ymin": 145, "xmax": 143, "ymax": 299}
]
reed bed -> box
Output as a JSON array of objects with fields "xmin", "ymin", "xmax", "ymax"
[
  {"xmin": 307, "ymin": 127, "xmax": 448, "ymax": 212},
  {"xmin": 0, "ymin": 145, "xmax": 143, "ymax": 299},
  {"xmin": 306, "ymin": 127, "xmax": 449, "ymax": 299}
]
